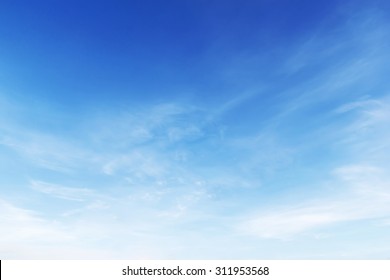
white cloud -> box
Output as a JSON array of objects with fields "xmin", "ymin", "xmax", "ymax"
[
  {"xmin": 101, "ymin": 149, "xmax": 169, "ymax": 179},
  {"xmin": 206, "ymin": 90, "xmax": 262, "ymax": 122},
  {"xmin": 241, "ymin": 206, "xmax": 347, "ymax": 239},
  {"xmin": 0, "ymin": 131, "xmax": 95, "ymax": 173},
  {"xmin": 333, "ymin": 165, "xmax": 382, "ymax": 182},
  {"xmin": 239, "ymin": 161, "xmax": 390, "ymax": 239},
  {"xmin": 30, "ymin": 180, "xmax": 95, "ymax": 201},
  {"xmin": 0, "ymin": 199, "xmax": 73, "ymax": 243},
  {"xmin": 238, "ymin": 99, "xmax": 390, "ymax": 240}
]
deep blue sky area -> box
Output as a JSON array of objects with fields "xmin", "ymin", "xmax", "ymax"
[
  {"xmin": 1, "ymin": 0, "xmax": 347, "ymax": 107},
  {"xmin": 1, "ymin": 0, "xmax": 390, "ymax": 259}
]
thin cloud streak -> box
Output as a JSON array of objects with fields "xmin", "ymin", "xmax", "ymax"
[
  {"xmin": 30, "ymin": 180, "xmax": 95, "ymax": 201},
  {"xmin": 239, "ymin": 163, "xmax": 390, "ymax": 239}
]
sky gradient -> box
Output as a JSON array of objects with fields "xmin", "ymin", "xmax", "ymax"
[{"xmin": 1, "ymin": 0, "xmax": 390, "ymax": 259}]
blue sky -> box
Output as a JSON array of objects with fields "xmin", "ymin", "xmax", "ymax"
[{"xmin": 1, "ymin": 0, "xmax": 390, "ymax": 259}]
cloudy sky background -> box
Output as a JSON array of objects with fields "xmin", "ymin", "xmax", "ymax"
[{"xmin": 1, "ymin": 0, "xmax": 390, "ymax": 259}]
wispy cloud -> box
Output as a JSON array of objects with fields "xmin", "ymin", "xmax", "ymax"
[
  {"xmin": 238, "ymin": 95, "xmax": 390, "ymax": 239},
  {"xmin": 30, "ymin": 180, "xmax": 95, "ymax": 201},
  {"xmin": 0, "ymin": 130, "xmax": 94, "ymax": 173},
  {"xmin": 0, "ymin": 199, "xmax": 72, "ymax": 243},
  {"xmin": 239, "ymin": 163, "xmax": 390, "ymax": 239}
]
